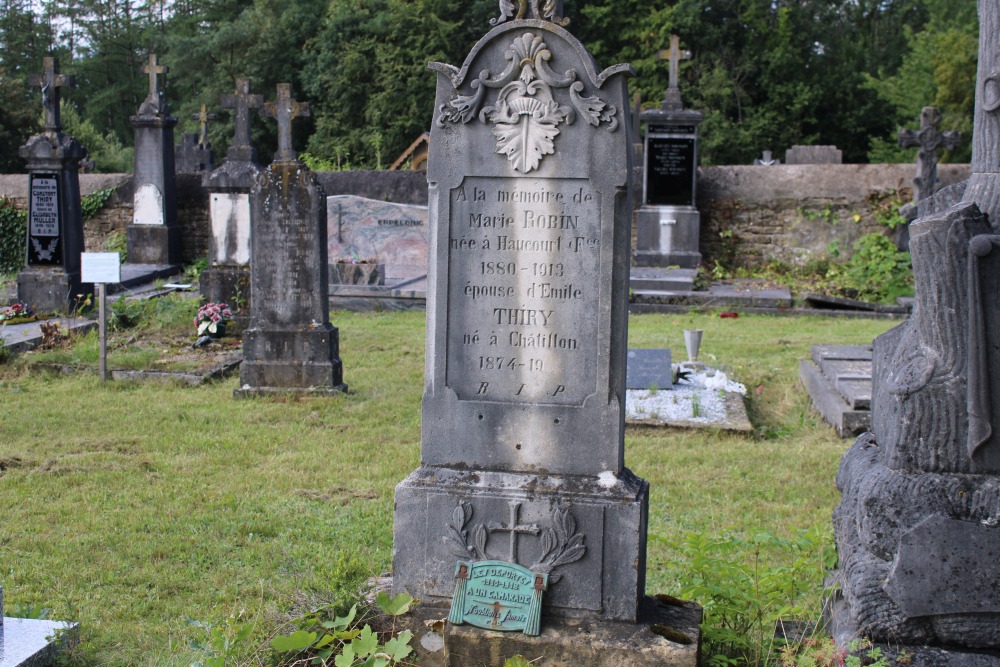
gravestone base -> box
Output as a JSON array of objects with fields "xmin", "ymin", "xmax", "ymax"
[
  {"xmin": 633, "ymin": 207, "xmax": 701, "ymax": 268},
  {"xmin": 234, "ymin": 325, "xmax": 346, "ymax": 397},
  {"xmin": 199, "ymin": 265, "xmax": 250, "ymax": 333},
  {"xmin": 393, "ymin": 466, "xmax": 648, "ymax": 623},
  {"xmin": 126, "ymin": 224, "xmax": 181, "ymax": 265},
  {"xmin": 399, "ymin": 596, "xmax": 700, "ymax": 667},
  {"xmin": 16, "ymin": 266, "xmax": 84, "ymax": 314}
]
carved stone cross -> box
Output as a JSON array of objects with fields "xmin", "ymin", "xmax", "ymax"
[
  {"xmin": 486, "ymin": 501, "xmax": 540, "ymax": 563},
  {"xmin": 143, "ymin": 53, "xmax": 168, "ymax": 105},
  {"xmin": 261, "ymin": 83, "xmax": 310, "ymax": 163},
  {"xmin": 220, "ymin": 78, "xmax": 264, "ymax": 160},
  {"xmin": 28, "ymin": 57, "xmax": 75, "ymax": 133},
  {"xmin": 656, "ymin": 34, "xmax": 691, "ymax": 111},
  {"xmin": 899, "ymin": 106, "xmax": 961, "ymax": 201},
  {"xmin": 191, "ymin": 104, "xmax": 216, "ymax": 148}
]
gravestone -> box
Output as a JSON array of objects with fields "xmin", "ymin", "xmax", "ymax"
[
  {"xmin": 127, "ymin": 54, "xmax": 181, "ymax": 265},
  {"xmin": 625, "ymin": 349, "xmax": 672, "ymax": 390},
  {"xmin": 234, "ymin": 84, "xmax": 346, "ymax": 398},
  {"xmin": 392, "ymin": 4, "xmax": 698, "ymax": 663},
  {"xmin": 200, "ymin": 78, "xmax": 263, "ymax": 324},
  {"xmin": 784, "ymin": 145, "xmax": 841, "ymax": 164},
  {"xmin": 176, "ymin": 105, "xmax": 215, "ymax": 174},
  {"xmin": 753, "ymin": 150, "xmax": 779, "ymax": 166},
  {"xmin": 830, "ymin": 3, "xmax": 1000, "ymax": 660},
  {"xmin": 634, "ymin": 34, "xmax": 704, "ymax": 269},
  {"xmin": 327, "ymin": 195, "xmax": 428, "ymax": 285},
  {"xmin": 16, "ymin": 56, "xmax": 89, "ymax": 314},
  {"xmin": 899, "ymin": 106, "xmax": 960, "ymax": 203}
]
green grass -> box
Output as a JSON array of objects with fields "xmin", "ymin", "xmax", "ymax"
[{"xmin": 0, "ymin": 309, "xmax": 896, "ymax": 665}]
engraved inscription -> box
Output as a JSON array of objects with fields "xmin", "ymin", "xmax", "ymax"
[
  {"xmin": 447, "ymin": 177, "xmax": 600, "ymax": 404},
  {"xmin": 29, "ymin": 175, "xmax": 59, "ymax": 237}
]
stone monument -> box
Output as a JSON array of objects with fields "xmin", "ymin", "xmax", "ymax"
[
  {"xmin": 234, "ymin": 84, "xmax": 346, "ymax": 398},
  {"xmin": 899, "ymin": 106, "xmax": 960, "ymax": 204},
  {"xmin": 200, "ymin": 78, "xmax": 263, "ymax": 327},
  {"xmin": 392, "ymin": 4, "xmax": 699, "ymax": 664},
  {"xmin": 16, "ymin": 56, "xmax": 89, "ymax": 314},
  {"xmin": 176, "ymin": 104, "xmax": 216, "ymax": 174},
  {"xmin": 830, "ymin": 2, "xmax": 1000, "ymax": 661},
  {"xmin": 634, "ymin": 34, "xmax": 705, "ymax": 269},
  {"xmin": 127, "ymin": 54, "xmax": 181, "ymax": 265},
  {"xmin": 784, "ymin": 145, "xmax": 842, "ymax": 164}
]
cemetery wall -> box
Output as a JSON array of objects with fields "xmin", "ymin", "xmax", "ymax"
[{"xmin": 0, "ymin": 164, "xmax": 972, "ymax": 268}]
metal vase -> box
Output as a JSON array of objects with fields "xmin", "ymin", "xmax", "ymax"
[{"xmin": 683, "ymin": 328, "xmax": 703, "ymax": 362}]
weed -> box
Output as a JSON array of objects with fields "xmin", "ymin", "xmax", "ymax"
[
  {"xmin": 188, "ymin": 612, "xmax": 255, "ymax": 667},
  {"xmin": 104, "ymin": 230, "xmax": 127, "ymax": 263}
]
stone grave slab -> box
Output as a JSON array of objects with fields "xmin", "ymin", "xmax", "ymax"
[
  {"xmin": 0, "ymin": 588, "xmax": 78, "ymax": 667},
  {"xmin": 800, "ymin": 344, "xmax": 873, "ymax": 437},
  {"xmin": 327, "ymin": 195, "xmax": 428, "ymax": 285},
  {"xmin": 626, "ymin": 349, "xmax": 672, "ymax": 390}
]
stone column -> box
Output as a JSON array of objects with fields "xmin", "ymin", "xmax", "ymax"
[{"xmin": 17, "ymin": 56, "xmax": 89, "ymax": 314}]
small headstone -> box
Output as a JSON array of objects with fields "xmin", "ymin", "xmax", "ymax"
[
  {"xmin": 200, "ymin": 78, "xmax": 264, "ymax": 324},
  {"xmin": 327, "ymin": 195, "xmax": 428, "ymax": 284},
  {"xmin": 753, "ymin": 150, "xmax": 779, "ymax": 166},
  {"xmin": 127, "ymin": 53, "xmax": 181, "ymax": 265},
  {"xmin": 16, "ymin": 56, "xmax": 89, "ymax": 314},
  {"xmin": 176, "ymin": 133, "xmax": 214, "ymax": 173},
  {"xmin": 784, "ymin": 145, "xmax": 842, "ymax": 164},
  {"xmin": 235, "ymin": 84, "xmax": 347, "ymax": 398},
  {"xmin": 393, "ymin": 0, "xmax": 653, "ymax": 634},
  {"xmin": 625, "ymin": 349, "xmax": 673, "ymax": 390}
]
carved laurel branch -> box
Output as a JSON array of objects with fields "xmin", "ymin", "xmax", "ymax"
[
  {"xmin": 490, "ymin": 0, "xmax": 569, "ymax": 27},
  {"xmin": 443, "ymin": 500, "xmax": 586, "ymax": 584}
]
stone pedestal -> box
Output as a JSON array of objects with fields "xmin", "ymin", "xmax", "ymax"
[
  {"xmin": 634, "ymin": 206, "xmax": 701, "ymax": 268},
  {"xmin": 235, "ymin": 161, "xmax": 346, "ymax": 397},
  {"xmin": 128, "ymin": 103, "xmax": 180, "ymax": 265},
  {"xmin": 16, "ymin": 133, "xmax": 88, "ymax": 313}
]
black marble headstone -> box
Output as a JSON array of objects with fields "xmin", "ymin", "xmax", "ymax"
[{"xmin": 645, "ymin": 136, "xmax": 695, "ymax": 207}]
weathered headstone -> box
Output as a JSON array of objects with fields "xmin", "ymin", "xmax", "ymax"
[
  {"xmin": 899, "ymin": 106, "xmax": 960, "ymax": 203},
  {"xmin": 175, "ymin": 104, "xmax": 216, "ymax": 174},
  {"xmin": 392, "ymin": 5, "xmax": 695, "ymax": 663},
  {"xmin": 634, "ymin": 34, "xmax": 704, "ymax": 269},
  {"xmin": 234, "ymin": 84, "xmax": 346, "ymax": 397},
  {"xmin": 830, "ymin": 3, "xmax": 1000, "ymax": 660},
  {"xmin": 784, "ymin": 145, "xmax": 841, "ymax": 164},
  {"xmin": 200, "ymin": 78, "xmax": 263, "ymax": 324},
  {"xmin": 16, "ymin": 56, "xmax": 89, "ymax": 313},
  {"xmin": 326, "ymin": 195, "xmax": 428, "ymax": 285},
  {"xmin": 625, "ymin": 349, "xmax": 673, "ymax": 390},
  {"xmin": 127, "ymin": 54, "xmax": 181, "ymax": 265},
  {"xmin": 753, "ymin": 150, "xmax": 779, "ymax": 166}
]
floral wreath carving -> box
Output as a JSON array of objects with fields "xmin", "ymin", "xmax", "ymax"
[
  {"xmin": 444, "ymin": 500, "xmax": 586, "ymax": 584},
  {"xmin": 436, "ymin": 32, "xmax": 618, "ymax": 174}
]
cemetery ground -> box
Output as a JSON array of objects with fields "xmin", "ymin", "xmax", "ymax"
[{"xmin": 0, "ymin": 304, "xmax": 895, "ymax": 666}]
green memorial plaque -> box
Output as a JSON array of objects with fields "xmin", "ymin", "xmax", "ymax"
[{"xmin": 448, "ymin": 560, "xmax": 548, "ymax": 635}]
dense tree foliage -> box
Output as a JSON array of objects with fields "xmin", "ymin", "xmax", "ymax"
[{"xmin": 0, "ymin": 0, "xmax": 978, "ymax": 171}]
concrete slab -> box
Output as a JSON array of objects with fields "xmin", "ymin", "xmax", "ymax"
[
  {"xmin": 799, "ymin": 359, "xmax": 870, "ymax": 437},
  {"xmin": 817, "ymin": 359, "xmax": 872, "ymax": 383},
  {"xmin": 630, "ymin": 267, "xmax": 697, "ymax": 292},
  {"xmin": 0, "ymin": 617, "xmax": 78, "ymax": 667},
  {"xmin": 836, "ymin": 378, "xmax": 872, "ymax": 410},
  {"xmin": 0, "ymin": 318, "xmax": 97, "ymax": 355},
  {"xmin": 811, "ymin": 344, "xmax": 872, "ymax": 364}
]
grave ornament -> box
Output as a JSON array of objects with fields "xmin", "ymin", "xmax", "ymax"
[{"xmin": 899, "ymin": 106, "xmax": 960, "ymax": 203}]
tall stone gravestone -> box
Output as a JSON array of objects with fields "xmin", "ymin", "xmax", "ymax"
[
  {"xmin": 393, "ymin": 0, "xmax": 650, "ymax": 636},
  {"xmin": 830, "ymin": 2, "xmax": 1000, "ymax": 660},
  {"xmin": 128, "ymin": 54, "xmax": 181, "ymax": 265},
  {"xmin": 201, "ymin": 79, "xmax": 263, "ymax": 324},
  {"xmin": 634, "ymin": 35, "xmax": 705, "ymax": 268},
  {"xmin": 235, "ymin": 84, "xmax": 346, "ymax": 398},
  {"xmin": 17, "ymin": 57, "xmax": 88, "ymax": 313}
]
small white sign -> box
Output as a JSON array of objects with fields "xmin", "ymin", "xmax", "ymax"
[{"xmin": 81, "ymin": 252, "xmax": 121, "ymax": 284}]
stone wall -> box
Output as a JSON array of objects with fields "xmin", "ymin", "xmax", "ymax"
[{"xmin": 0, "ymin": 164, "xmax": 971, "ymax": 268}]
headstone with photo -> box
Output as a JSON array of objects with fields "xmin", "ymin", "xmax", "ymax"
[
  {"xmin": 234, "ymin": 84, "xmax": 346, "ymax": 398},
  {"xmin": 393, "ymin": 5, "xmax": 698, "ymax": 664},
  {"xmin": 200, "ymin": 78, "xmax": 264, "ymax": 326},
  {"xmin": 16, "ymin": 56, "xmax": 89, "ymax": 313},
  {"xmin": 634, "ymin": 34, "xmax": 705, "ymax": 269},
  {"xmin": 784, "ymin": 145, "xmax": 842, "ymax": 164},
  {"xmin": 830, "ymin": 3, "xmax": 1000, "ymax": 660},
  {"xmin": 127, "ymin": 54, "xmax": 181, "ymax": 265}
]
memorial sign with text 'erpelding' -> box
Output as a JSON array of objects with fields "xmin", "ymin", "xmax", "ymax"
[{"xmin": 393, "ymin": 4, "xmax": 649, "ymax": 625}]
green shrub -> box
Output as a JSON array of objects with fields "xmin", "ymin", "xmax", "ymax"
[
  {"xmin": 0, "ymin": 197, "xmax": 27, "ymax": 275},
  {"xmin": 842, "ymin": 233, "xmax": 912, "ymax": 303}
]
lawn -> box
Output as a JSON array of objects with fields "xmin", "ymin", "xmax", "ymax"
[{"xmin": 0, "ymin": 308, "xmax": 897, "ymax": 665}]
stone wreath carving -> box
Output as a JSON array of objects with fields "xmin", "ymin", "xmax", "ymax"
[
  {"xmin": 436, "ymin": 32, "xmax": 618, "ymax": 174},
  {"xmin": 444, "ymin": 500, "xmax": 586, "ymax": 583}
]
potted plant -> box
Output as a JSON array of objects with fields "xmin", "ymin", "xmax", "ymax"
[{"xmin": 194, "ymin": 302, "xmax": 233, "ymax": 339}]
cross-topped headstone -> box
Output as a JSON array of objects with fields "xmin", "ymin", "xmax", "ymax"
[
  {"xmin": 142, "ymin": 54, "xmax": 168, "ymax": 110},
  {"xmin": 260, "ymin": 83, "xmax": 310, "ymax": 163},
  {"xmin": 220, "ymin": 78, "xmax": 264, "ymax": 162},
  {"xmin": 657, "ymin": 34, "xmax": 691, "ymax": 110},
  {"xmin": 899, "ymin": 106, "xmax": 961, "ymax": 202},
  {"xmin": 28, "ymin": 57, "xmax": 75, "ymax": 133},
  {"xmin": 192, "ymin": 104, "xmax": 216, "ymax": 148},
  {"xmin": 485, "ymin": 502, "xmax": 540, "ymax": 563},
  {"xmin": 754, "ymin": 150, "xmax": 779, "ymax": 166}
]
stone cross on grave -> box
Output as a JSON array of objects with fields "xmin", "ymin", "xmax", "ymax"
[
  {"xmin": 220, "ymin": 78, "xmax": 264, "ymax": 161},
  {"xmin": 28, "ymin": 57, "xmax": 75, "ymax": 133},
  {"xmin": 657, "ymin": 34, "xmax": 691, "ymax": 110},
  {"xmin": 142, "ymin": 54, "xmax": 168, "ymax": 107},
  {"xmin": 192, "ymin": 104, "xmax": 216, "ymax": 148},
  {"xmin": 486, "ymin": 501, "xmax": 540, "ymax": 563},
  {"xmin": 261, "ymin": 83, "xmax": 310, "ymax": 163},
  {"xmin": 899, "ymin": 106, "xmax": 961, "ymax": 202}
]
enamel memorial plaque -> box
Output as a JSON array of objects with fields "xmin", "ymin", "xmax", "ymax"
[{"xmin": 448, "ymin": 561, "xmax": 547, "ymax": 635}]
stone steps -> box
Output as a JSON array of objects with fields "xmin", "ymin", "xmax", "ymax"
[{"xmin": 799, "ymin": 344, "xmax": 873, "ymax": 437}]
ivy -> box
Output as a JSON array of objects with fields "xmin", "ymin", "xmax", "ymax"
[
  {"xmin": 81, "ymin": 187, "xmax": 116, "ymax": 221},
  {"xmin": 0, "ymin": 197, "xmax": 27, "ymax": 275}
]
